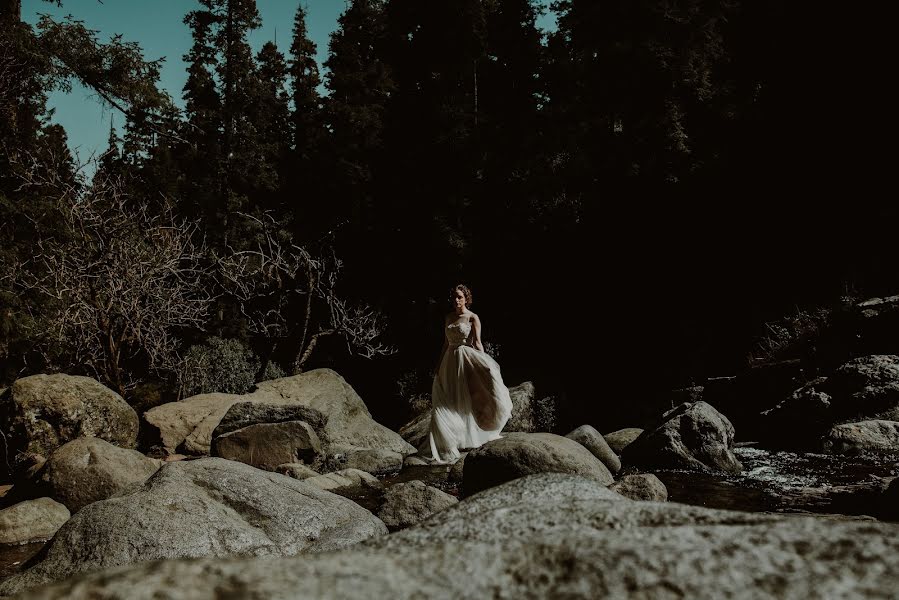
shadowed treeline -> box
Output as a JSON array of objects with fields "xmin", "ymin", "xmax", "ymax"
[{"xmin": 0, "ymin": 0, "xmax": 894, "ymax": 432}]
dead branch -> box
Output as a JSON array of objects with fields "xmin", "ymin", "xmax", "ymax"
[
  {"xmin": 3, "ymin": 151, "xmax": 215, "ymax": 394},
  {"xmin": 216, "ymin": 211, "xmax": 395, "ymax": 374}
]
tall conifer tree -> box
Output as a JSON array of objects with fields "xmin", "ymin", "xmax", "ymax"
[
  {"xmin": 289, "ymin": 5, "xmax": 321, "ymax": 159},
  {"xmin": 286, "ymin": 4, "xmax": 325, "ymax": 237},
  {"xmin": 325, "ymin": 0, "xmax": 393, "ymax": 196},
  {"xmin": 250, "ymin": 41, "xmax": 291, "ymax": 210}
]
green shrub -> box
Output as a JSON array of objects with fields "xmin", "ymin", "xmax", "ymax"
[
  {"xmin": 260, "ymin": 360, "xmax": 286, "ymax": 382},
  {"xmin": 533, "ymin": 395, "xmax": 558, "ymax": 433},
  {"xmin": 747, "ymin": 287, "xmax": 862, "ymax": 366},
  {"xmin": 181, "ymin": 337, "xmax": 260, "ymax": 397},
  {"xmin": 397, "ymin": 369, "xmax": 432, "ymax": 417},
  {"xmin": 751, "ymin": 306, "xmax": 831, "ymax": 364}
]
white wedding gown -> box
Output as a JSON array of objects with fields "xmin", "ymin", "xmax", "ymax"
[{"xmin": 429, "ymin": 319, "xmax": 513, "ymax": 463}]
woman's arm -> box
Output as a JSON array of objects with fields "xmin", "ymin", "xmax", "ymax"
[{"xmin": 470, "ymin": 314, "xmax": 485, "ymax": 352}]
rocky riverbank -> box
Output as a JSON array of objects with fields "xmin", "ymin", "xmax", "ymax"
[{"xmin": 2, "ymin": 348, "xmax": 899, "ymax": 597}]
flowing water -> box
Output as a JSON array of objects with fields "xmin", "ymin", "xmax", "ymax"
[
  {"xmin": 655, "ymin": 447, "xmax": 899, "ymax": 519},
  {"xmin": 0, "ymin": 542, "xmax": 44, "ymax": 581},
  {"xmin": 346, "ymin": 447, "xmax": 899, "ymax": 519}
]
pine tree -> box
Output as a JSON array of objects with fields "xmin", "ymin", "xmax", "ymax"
[
  {"xmin": 286, "ymin": 4, "xmax": 325, "ymax": 238},
  {"xmin": 181, "ymin": 4, "xmax": 224, "ymax": 224},
  {"xmin": 96, "ymin": 119, "xmax": 125, "ymax": 181},
  {"xmin": 213, "ymin": 0, "xmax": 261, "ymax": 243},
  {"xmin": 469, "ymin": 0, "xmax": 547, "ymax": 294},
  {"xmin": 0, "ymin": 7, "xmax": 76, "ymax": 384},
  {"xmin": 546, "ymin": 0, "xmax": 734, "ymax": 184},
  {"xmin": 215, "ymin": 0, "xmax": 260, "ymax": 173},
  {"xmin": 325, "ymin": 0, "xmax": 393, "ymax": 195},
  {"xmin": 179, "ymin": 0, "xmax": 262, "ymax": 243},
  {"xmin": 250, "ymin": 41, "xmax": 291, "ymax": 209},
  {"xmin": 289, "ymin": 5, "xmax": 322, "ymax": 159},
  {"xmin": 477, "ymin": 0, "xmax": 544, "ymax": 210},
  {"xmin": 376, "ymin": 0, "xmax": 490, "ymax": 268}
]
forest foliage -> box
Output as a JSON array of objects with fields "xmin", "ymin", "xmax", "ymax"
[{"xmin": 0, "ymin": 0, "xmax": 885, "ymax": 428}]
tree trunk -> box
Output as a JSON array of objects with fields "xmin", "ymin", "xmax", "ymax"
[
  {"xmin": 256, "ymin": 339, "xmax": 279, "ymax": 382},
  {"xmin": 106, "ymin": 329, "xmax": 126, "ymax": 398},
  {"xmin": 298, "ymin": 270, "xmax": 315, "ymax": 357},
  {"xmin": 223, "ymin": 0, "xmax": 234, "ymax": 160},
  {"xmin": 219, "ymin": 0, "xmax": 235, "ymax": 231},
  {"xmin": 292, "ymin": 329, "xmax": 334, "ymax": 374},
  {"xmin": 473, "ymin": 58, "xmax": 478, "ymax": 127}
]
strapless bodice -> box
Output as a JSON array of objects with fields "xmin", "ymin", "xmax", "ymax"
[{"xmin": 446, "ymin": 321, "xmax": 472, "ymax": 348}]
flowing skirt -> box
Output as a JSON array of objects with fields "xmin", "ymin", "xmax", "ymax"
[{"xmin": 429, "ymin": 344, "xmax": 513, "ymax": 463}]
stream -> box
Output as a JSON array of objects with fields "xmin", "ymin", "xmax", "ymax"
[{"xmin": 656, "ymin": 447, "xmax": 899, "ymax": 518}]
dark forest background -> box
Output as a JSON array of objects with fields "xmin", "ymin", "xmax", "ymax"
[{"xmin": 1, "ymin": 0, "xmax": 896, "ymax": 433}]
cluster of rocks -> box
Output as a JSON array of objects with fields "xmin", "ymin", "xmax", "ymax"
[
  {"xmin": 0, "ymin": 369, "xmax": 417, "ymax": 550},
  {"xmin": 6, "ymin": 473, "xmax": 899, "ymax": 598},
  {"xmin": 765, "ymin": 355, "xmax": 899, "ymax": 455},
  {"xmin": 694, "ymin": 353, "xmax": 899, "ymax": 456},
  {"xmin": 2, "ymin": 358, "xmax": 898, "ymax": 597}
]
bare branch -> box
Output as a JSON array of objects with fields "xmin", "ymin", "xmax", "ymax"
[
  {"xmin": 215, "ymin": 211, "xmax": 395, "ymax": 374},
  {"xmin": 3, "ymin": 151, "xmax": 215, "ymax": 394}
]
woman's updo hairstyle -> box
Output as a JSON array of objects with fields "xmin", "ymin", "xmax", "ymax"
[{"xmin": 453, "ymin": 284, "xmax": 473, "ymax": 307}]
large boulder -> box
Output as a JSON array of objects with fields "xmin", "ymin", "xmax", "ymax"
[
  {"xmin": 397, "ymin": 410, "xmax": 431, "ymax": 454},
  {"xmin": 622, "ymin": 401, "xmax": 742, "ymax": 474},
  {"xmin": 145, "ymin": 369, "xmax": 414, "ymax": 465},
  {"xmin": 0, "ymin": 497, "xmax": 70, "ymax": 545},
  {"xmin": 143, "ymin": 391, "xmax": 283, "ymax": 455},
  {"xmin": 302, "ymin": 469, "xmax": 382, "ymax": 493},
  {"xmin": 603, "ymin": 428, "xmax": 643, "ymax": 454},
  {"xmin": 0, "ymin": 458, "xmax": 387, "ymax": 595},
  {"xmin": 759, "ymin": 378, "xmax": 834, "ymax": 449},
  {"xmin": 504, "ymin": 381, "xmax": 538, "ymax": 432},
  {"xmin": 565, "ymin": 424, "xmax": 621, "ymax": 473},
  {"xmin": 759, "ymin": 356, "xmax": 899, "ymax": 450},
  {"xmin": 42, "ymin": 437, "xmax": 161, "ymax": 513},
  {"xmin": 331, "ymin": 447, "xmax": 404, "ymax": 475},
  {"xmin": 256, "ymin": 370, "xmax": 414, "ymax": 458},
  {"xmin": 21, "ymin": 473, "xmax": 899, "ymax": 599},
  {"xmin": 609, "ymin": 474, "xmax": 668, "ymax": 502},
  {"xmin": 829, "ymin": 355, "xmax": 899, "ymax": 420},
  {"xmin": 211, "ymin": 400, "xmax": 402, "ymax": 474},
  {"xmin": 376, "ymin": 480, "xmax": 458, "ymax": 531},
  {"xmin": 822, "ymin": 420, "xmax": 899, "ymax": 455},
  {"xmin": 462, "ymin": 432, "xmax": 613, "ymax": 496},
  {"xmin": 0, "ymin": 375, "xmax": 138, "ymax": 464},
  {"xmin": 211, "ymin": 401, "xmax": 327, "ymax": 436},
  {"xmin": 212, "ymin": 421, "xmax": 323, "ymax": 471}
]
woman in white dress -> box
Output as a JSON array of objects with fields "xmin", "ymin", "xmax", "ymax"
[{"xmin": 429, "ymin": 284, "xmax": 513, "ymax": 463}]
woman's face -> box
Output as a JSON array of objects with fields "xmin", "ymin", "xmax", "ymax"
[{"xmin": 453, "ymin": 289, "xmax": 467, "ymax": 310}]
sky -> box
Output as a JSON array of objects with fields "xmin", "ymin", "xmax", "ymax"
[{"xmin": 22, "ymin": 0, "xmax": 556, "ymax": 167}]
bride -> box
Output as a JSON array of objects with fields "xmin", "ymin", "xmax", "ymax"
[{"xmin": 428, "ymin": 284, "xmax": 513, "ymax": 463}]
